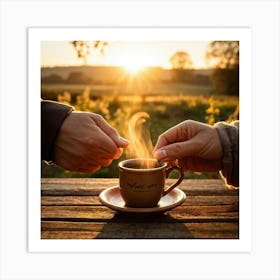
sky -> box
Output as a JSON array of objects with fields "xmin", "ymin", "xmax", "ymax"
[{"xmin": 41, "ymin": 41, "xmax": 211, "ymax": 69}]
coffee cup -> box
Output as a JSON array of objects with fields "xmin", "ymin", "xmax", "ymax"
[{"xmin": 118, "ymin": 158, "xmax": 184, "ymax": 208}]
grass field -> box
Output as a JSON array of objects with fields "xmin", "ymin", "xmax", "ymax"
[
  {"xmin": 42, "ymin": 82, "xmax": 215, "ymax": 97},
  {"xmin": 41, "ymin": 82, "xmax": 239, "ymax": 179}
]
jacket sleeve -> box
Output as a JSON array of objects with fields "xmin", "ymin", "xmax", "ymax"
[
  {"xmin": 215, "ymin": 121, "xmax": 239, "ymax": 188},
  {"xmin": 41, "ymin": 100, "xmax": 74, "ymax": 162}
]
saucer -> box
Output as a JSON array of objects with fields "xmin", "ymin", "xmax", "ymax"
[{"xmin": 99, "ymin": 186, "xmax": 186, "ymax": 214}]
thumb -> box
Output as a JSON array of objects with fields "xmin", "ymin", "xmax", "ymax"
[
  {"xmin": 91, "ymin": 114, "xmax": 129, "ymax": 148},
  {"xmin": 114, "ymin": 136, "xmax": 129, "ymax": 148},
  {"xmin": 154, "ymin": 139, "xmax": 199, "ymax": 161}
]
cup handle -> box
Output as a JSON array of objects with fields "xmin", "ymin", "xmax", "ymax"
[{"xmin": 163, "ymin": 165, "xmax": 184, "ymax": 196}]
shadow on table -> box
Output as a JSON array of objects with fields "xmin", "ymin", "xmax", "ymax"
[{"xmin": 96, "ymin": 213, "xmax": 194, "ymax": 239}]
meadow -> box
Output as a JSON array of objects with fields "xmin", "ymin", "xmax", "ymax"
[{"xmin": 41, "ymin": 82, "xmax": 239, "ymax": 179}]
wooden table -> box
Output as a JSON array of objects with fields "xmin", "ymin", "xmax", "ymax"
[{"xmin": 41, "ymin": 178, "xmax": 239, "ymax": 239}]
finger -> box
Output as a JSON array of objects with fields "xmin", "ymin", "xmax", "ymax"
[
  {"xmin": 154, "ymin": 126, "xmax": 179, "ymax": 151},
  {"xmin": 179, "ymin": 158, "xmax": 221, "ymax": 172},
  {"xmin": 116, "ymin": 136, "xmax": 129, "ymax": 148},
  {"xmin": 91, "ymin": 114, "xmax": 129, "ymax": 148},
  {"xmin": 99, "ymin": 159, "xmax": 113, "ymax": 167},
  {"xmin": 86, "ymin": 127, "xmax": 119, "ymax": 158},
  {"xmin": 89, "ymin": 149, "xmax": 121, "ymax": 165},
  {"xmin": 112, "ymin": 148, "xmax": 123, "ymax": 159},
  {"xmin": 87, "ymin": 158, "xmax": 113, "ymax": 167},
  {"xmin": 76, "ymin": 165, "xmax": 101, "ymax": 173},
  {"xmin": 154, "ymin": 120, "xmax": 205, "ymax": 152},
  {"xmin": 87, "ymin": 165, "xmax": 101, "ymax": 173},
  {"xmin": 154, "ymin": 138, "xmax": 201, "ymax": 162},
  {"xmin": 154, "ymin": 121, "xmax": 190, "ymax": 151},
  {"xmin": 178, "ymin": 157, "xmax": 196, "ymax": 171}
]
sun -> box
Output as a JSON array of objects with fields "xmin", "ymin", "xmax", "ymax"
[
  {"xmin": 122, "ymin": 54, "xmax": 147, "ymax": 75},
  {"xmin": 125, "ymin": 63, "xmax": 144, "ymax": 74}
]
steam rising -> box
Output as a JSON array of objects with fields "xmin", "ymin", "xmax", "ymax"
[{"xmin": 126, "ymin": 112, "xmax": 154, "ymax": 166}]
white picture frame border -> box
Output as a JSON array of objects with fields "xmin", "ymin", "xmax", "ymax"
[{"xmin": 1, "ymin": 1, "xmax": 279, "ymax": 279}]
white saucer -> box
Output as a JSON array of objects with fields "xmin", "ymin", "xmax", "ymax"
[{"xmin": 99, "ymin": 186, "xmax": 186, "ymax": 214}]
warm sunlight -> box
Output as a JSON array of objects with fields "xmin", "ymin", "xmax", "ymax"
[
  {"xmin": 122, "ymin": 54, "xmax": 147, "ymax": 75},
  {"xmin": 124, "ymin": 63, "xmax": 145, "ymax": 75},
  {"xmin": 41, "ymin": 41, "xmax": 210, "ymax": 69}
]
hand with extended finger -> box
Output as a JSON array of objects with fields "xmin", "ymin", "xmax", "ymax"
[{"xmin": 153, "ymin": 120, "xmax": 223, "ymax": 172}]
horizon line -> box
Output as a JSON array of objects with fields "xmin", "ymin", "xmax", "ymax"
[{"xmin": 41, "ymin": 64, "xmax": 212, "ymax": 70}]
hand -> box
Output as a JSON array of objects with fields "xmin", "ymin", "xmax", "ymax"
[
  {"xmin": 53, "ymin": 111, "xmax": 129, "ymax": 172},
  {"xmin": 153, "ymin": 120, "xmax": 223, "ymax": 172}
]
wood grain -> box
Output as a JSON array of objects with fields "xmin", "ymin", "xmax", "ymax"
[
  {"xmin": 41, "ymin": 221, "xmax": 239, "ymax": 239},
  {"xmin": 41, "ymin": 178, "xmax": 238, "ymax": 196},
  {"xmin": 41, "ymin": 195, "xmax": 239, "ymax": 206},
  {"xmin": 41, "ymin": 178, "xmax": 239, "ymax": 239}
]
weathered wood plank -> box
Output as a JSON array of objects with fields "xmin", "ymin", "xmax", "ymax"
[
  {"xmin": 183, "ymin": 195, "xmax": 239, "ymax": 206},
  {"xmin": 41, "ymin": 195, "xmax": 239, "ymax": 206},
  {"xmin": 41, "ymin": 221, "xmax": 239, "ymax": 239},
  {"xmin": 41, "ymin": 231, "xmax": 100, "ymax": 239},
  {"xmin": 40, "ymin": 179, "xmax": 239, "ymax": 239},
  {"xmin": 41, "ymin": 178, "xmax": 238, "ymax": 196},
  {"xmin": 186, "ymin": 222, "xmax": 239, "ymax": 239},
  {"xmin": 41, "ymin": 196, "xmax": 100, "ymax": 206},
  {"xmin": 41, "ymin": 205, "xmax": 239, "ymax": 222},
  {"xmin": 41, "ymin": 205, "xmax": 115, "ymax": 220},
  {"xmin": 41, "ymin": 221, "xmax": 104, "ymax": 231},
  {"xmin": 41, "ymin": 178, "xmax": 114, "ymax": 185}
]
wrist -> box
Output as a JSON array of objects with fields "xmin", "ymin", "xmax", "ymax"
[{"xmin": 214, "ymin": 121, "xmax": 239, "ymax": 188}]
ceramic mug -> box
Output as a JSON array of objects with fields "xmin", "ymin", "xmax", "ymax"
[{"xmin": 118, "ymin": 158, "xmax": 184, "ymax": 208}]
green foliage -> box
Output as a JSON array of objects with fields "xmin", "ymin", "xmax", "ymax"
[
  {"xmin": 205, "ymin": 41, "xmax": 239, "ymax": 69},
  {"xmin": 41, "ymin": 83, "xmax": 239, "ymax": 179},
  {"xmin": 205, "ymin": 41, "xmax": 239, "ymax": 96}
]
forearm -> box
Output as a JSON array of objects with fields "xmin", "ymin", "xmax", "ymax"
[
  {"xmin": 215, "ymin": 121, "xmax": 239, "ymax": 188},
  {"xmin": 41, "ymin": 100, "xmax": 74, "ymax": 162}
]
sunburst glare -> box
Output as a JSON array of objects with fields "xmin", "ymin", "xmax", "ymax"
[{"xmin": 121, "ymin": 54, "xmax": 147, "ymax": 75}]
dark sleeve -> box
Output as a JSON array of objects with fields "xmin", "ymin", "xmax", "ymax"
[
  {"xmin": 41, "ymin": 100, "xmax": 74, "ymax": 162},
  {"xmin": 215, "ymin": 121, "xmax": 239, "ymax": 188}
]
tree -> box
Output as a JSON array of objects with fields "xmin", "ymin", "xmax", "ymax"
[
  {"xmin": 169, "ymin": 51, "xmax": 193, "ymax": 70},
  {"xmin": 205, "ymin": 41, "xmax": 239, "ymax": 95},
  {"xmin": 205, "ymin": 41, "xmax": 239, "ymax": 69},
  {"xmin": 169, "ymin": 51, "xmax": 193, "ymax": 82},
  {"xmin": 70, "ymin": 41, "xmax": 108, "ymax": 65}
]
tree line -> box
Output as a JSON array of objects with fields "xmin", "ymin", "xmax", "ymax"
[
  {"xmin": 169, "ymin": 41, "xmax": 239, "ymax": 95},
  {"xmin": 71, "ymin": 40, "xmax": 239, "ymax": 96},
  {"xmin": 43, "ymin": 41, "xmax": 239, "ymax": 96}
]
